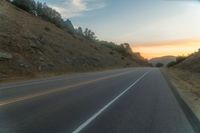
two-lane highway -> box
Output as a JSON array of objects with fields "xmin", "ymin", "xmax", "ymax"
[{"xmin": 0, "ymin": 68, "xmax": 195, "ymax": 133}]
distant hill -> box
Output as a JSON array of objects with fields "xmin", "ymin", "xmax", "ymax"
[
  {"xmin": 149, "ymin": 56, "xmax": 176, "ymax": 66},
  {"xmin": 0, "ymin": 0, "xmax": 148, "ymax": 81},
  {"xmin": 175, "ymin": 49, "xmax": 200, "ymax": 72}
]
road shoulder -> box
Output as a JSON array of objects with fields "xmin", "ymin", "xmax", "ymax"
[{"xmin": 161, "ymin": 68, "xmax": 200, "ymax": 133}]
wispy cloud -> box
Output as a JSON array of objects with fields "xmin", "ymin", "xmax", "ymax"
[{"xmin": 49, "ymin": 0, "xmax": 106, "ymax": 19}]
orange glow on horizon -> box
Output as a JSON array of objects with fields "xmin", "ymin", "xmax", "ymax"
[{"xmin": 132, "ymin": 39, "xmax": 200, "ymax": 59}]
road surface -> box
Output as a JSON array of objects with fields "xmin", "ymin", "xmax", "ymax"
[{"xmin": 0, "ymin": 68, "xmax": 195, "ymax": 133}]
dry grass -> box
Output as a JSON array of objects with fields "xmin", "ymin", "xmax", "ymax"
[
  {"xmin": 0, "ymin": 0, "xmax": 145, "ymax": 82},
  {"xmin": 168, "ymin": 68, "xmax": 200, "ymax": 120}
]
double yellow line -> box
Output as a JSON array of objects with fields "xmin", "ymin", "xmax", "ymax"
[{"xmin": 0, "ymin": 71, "xmax": 132, "ymax": 106}]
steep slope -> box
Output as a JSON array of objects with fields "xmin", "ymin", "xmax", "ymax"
[
  {"xmin": 175, "ymin": 49, "xmax": 200, "ymax": 72},
  {"xmin": 149, "ymin": 56, "xmax": 176, "ymax": 66},
  {"xmin": 0, "ymin": 0, "xmax": 147, "ymax": 81}
]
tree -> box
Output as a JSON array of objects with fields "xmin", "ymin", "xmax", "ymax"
[
  {"xmin": 120, "ymin": 43, "xmax": 133, "ymax": 55},
  {"xmin": 84, "ymin": 28, "xmax": 96, "ymax": 41},
  {"xmin": 11, "ymin": 0, "xmax": 100, "ymax": 38},
  {"xmin": 35, "ymin": 1, "xmax": 43, "ymax": 16},
  {"xmin": 77, "ymin": 27, "xmax": 83, "ymax": 35},
  {"xmin": 64, "ymin": 19, "xmax": 74, "ymax": 32},
  {"xmin": 35, "ymin": 2, "xmax": 64, "ymax": 28},
  {"xmin": 11, "ymin": 0, "xmax": 76, "ymax": 34},
  {"xmin": 12, "ymin": 0, "xmax": 36, "ymax": 14}
]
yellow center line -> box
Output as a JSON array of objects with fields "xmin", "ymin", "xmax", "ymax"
[{"xmin": 0, "ymin": 71, "xmax": 133, "ymax": 106}]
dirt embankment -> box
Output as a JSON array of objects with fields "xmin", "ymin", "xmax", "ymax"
[
  {"xmin": 175, "ymin": 49, "xmax": 200, "ymax": 73},
  {"xmin": 167, "ymin": 69, "xmax": 200, "ymax": 120},
  {"xmin": 0, "ymin": 0, "xmax": 147, "ymax": 82}
]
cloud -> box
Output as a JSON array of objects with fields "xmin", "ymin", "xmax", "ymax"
[{"xmin": 49, "ymin": 0, "xmax": 106, "ymax": 19}]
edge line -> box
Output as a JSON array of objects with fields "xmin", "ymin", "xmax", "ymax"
[{"xmin": 72, "ymin": 71, "xmax": 150, "ymax": 133}]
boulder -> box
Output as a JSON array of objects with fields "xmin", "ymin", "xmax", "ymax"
[{"xmin": 0, "ymin": 52, "xmax": 12, "ymax": 61}]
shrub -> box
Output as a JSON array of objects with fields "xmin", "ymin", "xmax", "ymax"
[
  {"xmin": 156, "ymin": 63, "xmax": 164, "ymax": 67},
  {"xmin": 167, "ymin": 56, "xmax": 188, "ymax": 68},
  {"xmin": 167, "ymin": 61, "xmax": 177, "ymax": 68}
]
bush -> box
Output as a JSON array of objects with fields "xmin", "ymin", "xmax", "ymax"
[
  {"xmin": 156, "ymin": 63, "xmax": 164, "ymax": 67},
  {"xmin": 167, "ymin": 56, "xmax": 187, "ymax": 68},
  {"xmin": 167, "ymin": 61, "xmax": 177, "ymax": 68}
]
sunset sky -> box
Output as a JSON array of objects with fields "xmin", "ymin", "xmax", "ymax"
[
  {"xmin": 37, "ymin": 0, "xmax": 200, "ymax": 59},
  {"xmin": 133, "ymin": 39, "xmax": 200, "ymax": 59}
]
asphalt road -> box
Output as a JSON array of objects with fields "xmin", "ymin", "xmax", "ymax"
[{"xmin": 0, "ymin": 68, "xmax": 195, "ymax": 133}]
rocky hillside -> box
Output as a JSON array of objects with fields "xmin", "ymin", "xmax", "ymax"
[
  {"xmin": 0, "ymin": 0, "xmax": 147, "ymax": 81},
  {"xmin": 175, "ymin": 49, "xmax": 200, "ymax": 72}
]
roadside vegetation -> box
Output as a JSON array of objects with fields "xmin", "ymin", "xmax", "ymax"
[
  {"xmin": 167, "ymin": 56, "xmax": 188, "ymax": 68},
  {"xmin": 156, "ymin": 63, "xmax": 164, "ymax": 67},
  {"xmin": 0, "ymin": 0, "xmax": 148, "ymax": 82},
  {"xmin": 8, "ymin": 0, "xmax": 143, "ymax": 59},
  {"xmin": 167, "ymin": 69, "xmax": 200, "ymax": 120},
  {"xmin": 9, "ymin": 0, "xmax": 96, "ymax": 40},
  {"xmin": 167, "ymin": 49, "xmax": 200, "ymax": 120}
]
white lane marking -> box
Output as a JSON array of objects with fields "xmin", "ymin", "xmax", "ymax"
[{"xmin": 72, "ymin": 71, "xmax": 150, "ymax": 133}]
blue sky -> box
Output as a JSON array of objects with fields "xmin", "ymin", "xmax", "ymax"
[{"xmin": 37, "ymin": 0, "xmax": 200, "ymax": 44}]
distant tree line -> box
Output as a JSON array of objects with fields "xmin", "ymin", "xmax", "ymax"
[
  {"xmin": 10, "ymin": 0, "xmax": 72, "ymax": 31},
  {"xmin": 98, "ymin": 41, "xmax": 133, "ymax": 57},
  {"xmin": 9, "ymin": 0, "xmax": 97, "ymax": 41},
  {"xmin": 8, "ymin": 0, "xmax": 145, "ymax": 61},
  {"xmin": 97, "ymin": 41, "xmax": 147, "ymax": 64}
]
